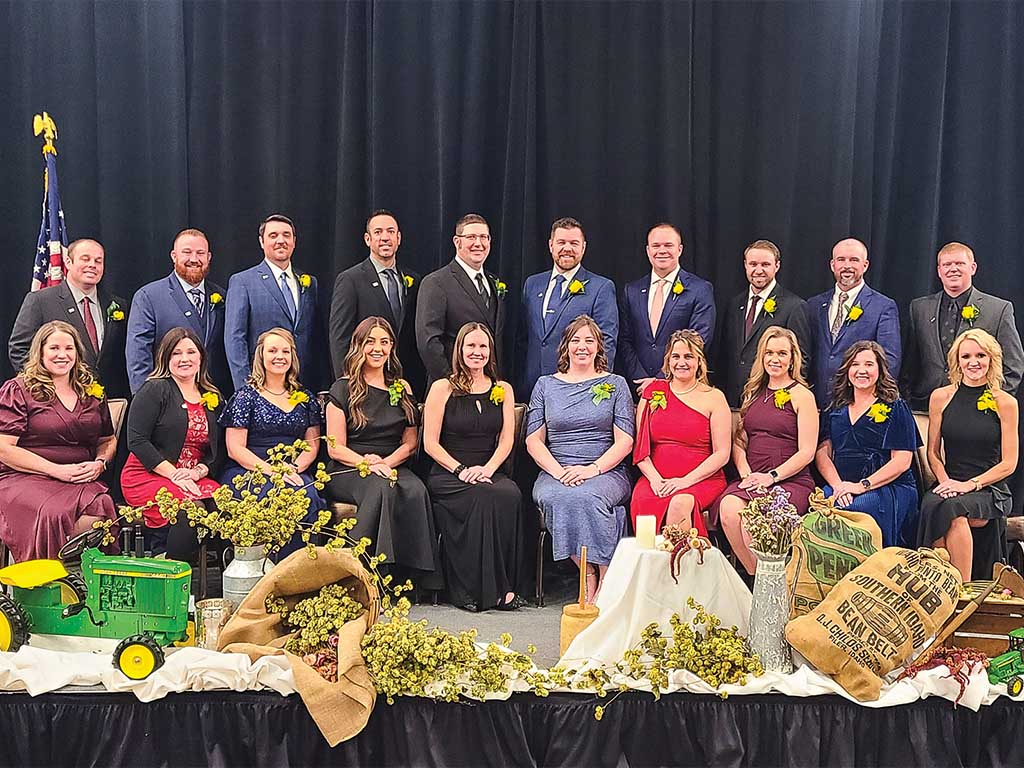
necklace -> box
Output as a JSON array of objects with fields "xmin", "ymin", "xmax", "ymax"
[
  {"xmin": 670, "ymin": 382, "xmax": 699, "ymax": 396},
  {"xmin": 262, "ymin": 386, "xmax": 287, "ymax": 396}
]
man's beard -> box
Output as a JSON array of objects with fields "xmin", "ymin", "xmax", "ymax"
[{"xmin": 175, "ymin": 262, "xmax": 208, "ymax": 285}]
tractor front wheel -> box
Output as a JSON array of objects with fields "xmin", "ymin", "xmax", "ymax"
[
  {"xmin": 113, "ymin": 634, "xmax": 165, "ymax": 680},
  {"xmin": 0, "ymin": 593, "xmax": 30, "ymax": 653},
  {"xmin": 1008, "ymin": 676, "xmax": 1023, "ymax": 697}
]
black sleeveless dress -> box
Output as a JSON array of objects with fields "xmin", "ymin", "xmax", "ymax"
[
  {"xmin": 918, "ymin": 383, "xmax": 1011, "ymax": 577},
  {"xmin": 428, "ymin": 385, "xmax": 521, "ymax": 611}
]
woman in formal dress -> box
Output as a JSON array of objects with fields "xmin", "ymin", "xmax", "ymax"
[
  {"xmin": 526, "ymin": 315, "xmax": 634, "ymax": 603},
  {"xmin": 631, "ymin": 330, "xmax": 730, "ymax": 537},
  {"xmin": 919, "ymin": 329, "xmax": 1018, "ymax": 580},
  {"xmin": 0, "ymin": 321, "xmax": 117, "ymax": 561},
  {"xmin": 121, "ymin": 327, "xmax": 223, "ymax": 560},
  {"xmin": 714, "ymin": 327, "xmax": 817, "ymax": 575},
  {"xmin": 423, "ymin": 323, "xmax": 523, "ymax": 612},
  {"xmin": 815, "ymin": 340, "xmax": 921, "ymax": 548},
  {"xmin": 219, "ymin": 328, "xmax": 324, "ymax": 559},
  {"xmin": 324, "ymin": 317, "xmax": 436, "ymax": 577}
]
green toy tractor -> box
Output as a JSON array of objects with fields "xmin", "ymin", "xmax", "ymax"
[
  {"xmin": 0, "ymin": 527, "xmax": 191, "ymax": 680},
  {"xmin": 988, "ymin": 627, "xmax": 1024, "ymax": 696}
]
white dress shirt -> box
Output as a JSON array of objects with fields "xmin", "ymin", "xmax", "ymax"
[
  {"xmin": 747, "ymin": 278, "xmax": 778, "ymax": 323},
  {"xmin": 542, "ymin": 264, "xmax": 583, "ymax": 316},
  {"xmin": 454, "ymin": 256, "xmax": 490, "ymax": 297},
  {"xmin": 264, "ymin": 260, "xmax": 300, "ymax": 309},
  {"xmin": 647, "ymin": 267, "xmax": 681, "ymax": 315},
  {"xmin": 66, "ymin": 281, "xmax": 105, "ymax": 348},
  {"xmin": 828, "ymin": 281, "xmax": 865, "ymax": 331}
]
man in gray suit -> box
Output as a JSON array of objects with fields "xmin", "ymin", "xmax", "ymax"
[{"xmin": 903, "ymin": 241, "xmax": 1024, "ymax": 410}]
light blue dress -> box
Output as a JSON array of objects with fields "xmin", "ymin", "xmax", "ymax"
[{"xmin": 527, "ymin": 373, "xmax": 635, "ymax": 565}]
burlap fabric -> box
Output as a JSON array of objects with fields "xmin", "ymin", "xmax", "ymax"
[
  {"xmin": 218, "ymin": 547, "xmax": 379, "ymax": 745},
  {"xmin": 785, "ymin": 547, "xmax": 961, "ymax": 701}
]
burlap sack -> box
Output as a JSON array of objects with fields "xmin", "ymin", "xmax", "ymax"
[
  {"xmin": 785, "ymin": 547, "xmax": 962, "ymax": 701},
  {"xmin": 787, "ymin": 490, "xmax": 883, "ymax": 619},
  {"xmin": 218, "ymin": 547, "xmax": 380, "ymax": 746}
]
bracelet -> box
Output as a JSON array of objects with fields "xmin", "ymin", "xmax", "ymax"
[
  {"xmin": 590, "ymin": 462, "xmax": 602, "ymax": 474},
  {"xmin": 971, "ymin": 477, "xmax": 981, "ymax": 492},
  {"xmin": 453, "ymin": 463, "xmax": 468, "ymax": 475},
  {"xmin": 96, "ymin": 458, "xmax": 108, "ymax": 470}
]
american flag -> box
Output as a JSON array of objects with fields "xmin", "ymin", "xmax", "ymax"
[{"xmin": 31, "ymin": 146, "xmax": 67, "ymax": 291}]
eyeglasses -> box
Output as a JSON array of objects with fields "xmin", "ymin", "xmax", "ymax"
[{"xmin": 458, "ymin": 234, "xmax": 491, "ymax": 243}]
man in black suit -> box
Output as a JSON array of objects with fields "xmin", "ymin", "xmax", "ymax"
[
  {"xmin": 416, "ymin": 213, "xmax": 508, "ymax": 383},
  {"xmin": 902, "ymin": 241, "xmax": 1024, "ymax": 410},
  {"xmin": 329, "ymin": 210, "xmax": 423, "ymax": 394},
  {"xmin": 717, "ymin": 239, "xmax": 811, "ymax": 406},
  {"xmin": 9, "ymin": 238, "xmax": 129, "ymax": 397}
]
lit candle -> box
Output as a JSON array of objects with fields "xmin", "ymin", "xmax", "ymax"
[{"xmin": 636, "ymin": 515, "xmax": 656, "ymax": 549}]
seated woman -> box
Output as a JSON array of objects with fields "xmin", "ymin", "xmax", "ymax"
[
  {"xmin": 632, "ymin": 329, "xmax": 730, "ymax": 538},
  {"xmin": 423, "ymin": 322, "xmax": 523, "ymax": 612},
  {"xmin": 815, "ymin": 340, "xmax": 921, "ymax": 548},
  {"xmin": 715, "ymin": 327, "xmax": 817, "ymax": 575},
  {"xmin": 0, "ymin": 321, "xmax": 117, "ymax": 561},
  {"xmin": 121, "ymin": 327, "xmax": 223, "ymax": 561},
  {"xmin": 324, "ymin": 317, "xmax": 436, "ymax": 579},
  {"xmin": 219, "ymin": 328, "xmax": 324, "ymax": 559},
  {"xmin": 526, "ymin": 315, "xmax": 634, "ymax": 603},
  {"xmin": 919, "ymin": 329, "xmax": 1018, "ymax": 581}
]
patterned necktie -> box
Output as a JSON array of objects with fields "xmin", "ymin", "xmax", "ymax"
[
  {"xmin": 545, "ymin": 274, "xmax": 567, "ymax": 331},
  {"xmin": 279, "ymin": 272, "xmax": 297, "ymax": 322},
  {"xmin": 830, "ymin": 291, "xmax": 849, "ymax": 341},
  {"xmin": 649, "ymin": 279, "xmax": 667, "ymax": 337},
  {"xmin": 80, "ymin": 297, "xmax": 99, "ymax": 353},
  {"xmin": 189, "ymin": 288, "xmax": 204, "ymax": 318},
  {"xmin": 474, "ymin": 273, "xmax": 490, "ymax": 309},
  {"xmin": 939, "ymin": 295, "xmax": 961, "ymax": 354},
  {"xmin": 383, "ymin": 269, "xmax": 402, "ymax": 320},
  {"xmin": 744, "ymin": 295, "xmax": 761, "ymax": 339}
]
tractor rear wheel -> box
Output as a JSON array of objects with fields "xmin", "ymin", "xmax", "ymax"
[
  {"xmin": 55, "ymin": 574, "xmax": 87, "ymax": 604},
  {"xmin": 1008, "ymin": 676, "xmax": 1023, "ymax": 697},
  {"xmin": 0, "ymin": 593, "xmax": 30, "ymax": 653},
  {"xmin": 113, "ymin": 634, "xmax": 165, "ymax": 680}
]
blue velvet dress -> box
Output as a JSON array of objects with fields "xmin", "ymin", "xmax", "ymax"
[
  {"xmin": 821, "ymin": 397, "xmax": 922, "ymax": 547},
  {"xmin": 217, "ymin": 385, "xmax": 325, "ymax": 557},
  {"xmin": 527, "ymin": 373, "xmax": 635, "ymax": 566}
]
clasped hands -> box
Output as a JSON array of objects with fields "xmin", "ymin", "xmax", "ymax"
[
  {"xmin": 828, "ymin": 480, "xmax": 866, "ymax": 510},
  {"xmin": 53, "ymin": 459, "xmax": 106, "ymax": 484},
  {"xmin": 361, "ymin": 454, "xmax": 394, "ymax": 480},
  {"xmin": 558, "ymin": 464, "xmax": 599, "ymax": 487},
  {"xmin": 650, "ymin": 474, "xmax": 692, "ymax": 497},
  {"xmin": 932, "ymin": 478, "xmax": 975, "ymax": 499},
  {"xmin": 737, "ymin": 471, "xmax": 775, "ymax": 494},
  {"xmin": 170, "ymin": 464, "xmax": 210, "ymax": 496}
]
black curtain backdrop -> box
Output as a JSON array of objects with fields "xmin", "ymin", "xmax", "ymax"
[{"xmin": 3, "ymin": 2, "xmax": 1024, "ymax": 395}]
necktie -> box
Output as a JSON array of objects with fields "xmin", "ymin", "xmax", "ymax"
[
  {"xmin": 830, "ymin": 291, "xmax": 849, "ymax": 341},
  {"xmin": 939, "ymin": 295, "xmax": 961, "ymax": 354},
  {"xmin": 649, "ymin": 279, "xmax": 666, "ymax": 337},
  {"xmin": 474, "ymin": 273, "xmax": 490, "ymax": 309},
  {"xmin": 279, "ymin": 272, "xmax": 297, "ymax": 322},
  {"xmin": 189, "ymin": 288, "xmax": 204, "ymax": 318},
  {"xmin": 80, "ymin": 297, "xmax": 99, "ymax": 353},
  {"xmin": 544, "ymin": 274, "xmax": 567, "ymax": 331},
  {"xmin": 744, "ymin": 295, "xmax": 761, "ymax": 339},
  {"xmin": 383, "ymin": 269, "xmax": 402, "ymax": 320}
]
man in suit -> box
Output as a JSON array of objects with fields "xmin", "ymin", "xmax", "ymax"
[
  {"xmin": 807, "ymin": 238, "xmax": 902, "ymax": 408},
  {"xmin": 416, "ymin": 213, "xmax": 508, "ymax": 383},
  {"xmin": 126, "ymin": 228, "xmax": 229, "ymax": 395},
  {"xmin": 9, "ymin": 238, "xmax": 129, "ymax": 397},
  {"xmin": 618, "ymin": 222, "xmax": 716, "ymax": 392},
  {"xmin": 224, "ymin": 214, "xmax": 322, "ymax": 390},
  {"xmin": 718, "ymin": 239, "xmax": 811, "ymax": 406},
  {"xmin": 328, "ymin": 209, "xmax": 422, "ymax": 393},
  {"xmin": 902, "ymin": 241, "xmax": 1024, "ymax": 410},
  {"xmin": 515, "ymin": 217, "xmax": 618, "ymax": 399}
]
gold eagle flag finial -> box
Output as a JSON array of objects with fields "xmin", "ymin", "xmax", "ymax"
[{"xmin": 33, "ymin": 111, "xmax": 58, "ymax": 155}]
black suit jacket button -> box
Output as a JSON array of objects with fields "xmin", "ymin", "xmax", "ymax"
[{"xmin": 541, "ymin": 341, "xmax": 547, "ymax": 347}]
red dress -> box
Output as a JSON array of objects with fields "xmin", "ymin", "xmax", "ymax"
[
  {"xmin": 120, "ymin": 401, "xmax": 220, "ymax": 528},
  {"xmin": 630, "ymin": 380, "xmax": 726, "ymax": 535}
]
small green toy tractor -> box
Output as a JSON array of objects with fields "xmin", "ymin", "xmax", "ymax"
[
  {"xmin": 988, "ymin": 627, "xmax": 1024, "ymax": 696},
  {"xmin": 0, "ymin": 528, "xmax": 190, "ymax": 680}
]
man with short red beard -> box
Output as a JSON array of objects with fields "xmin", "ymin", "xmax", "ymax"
[{"xmin": 126, "ymin": 228, "xmax": 230, "ymax": 394}]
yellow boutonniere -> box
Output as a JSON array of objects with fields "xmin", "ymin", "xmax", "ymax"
[
  {"xmin": 298, "ymin": 274, "xmax": 311, "ymax": 289},
  {"xmin": 288, "ymin": 390, "xmax": 309, "ymax": 406},
  {"xmin": 978, "ymin": 389, "xmax": 999, "ymax": 415},
  {"xmin": 590, "ymin": 381, "xmax": 616, "ymax": 405},
  {"xmin": 106, "ymin": 301, "xmax": 124, "ymax": 322},
  {"xmin": 567, "ymin": 279, "xmax": 588, "ymax": 295},
  {"xmin": 649, "ymin": 390, "xmax": 668, "ymax": 411},
  {"xmin": 495, "ymin": 280, "xmax": 508, "ymax": 298},
  {"xmin": 762, "ymin": 297, "xmax": 777, "ymax": 316},
  {"xmin": 671, "ymin": 279, "xmax": 684, "ymax": 295},
  {"xmin": 209, "ymin": 292, "xmax": 223, "ymax": 306},
  {"xmin": 84, "ymin": 380, "xmax": 105, "ymax": 400},
  {"xmin": 403, "ymin": 274, "xmax": 414, "ymax": 289},
  {"xmin": 867, "ymin": 402, "xmax": 891, "ymax": 423},
  {"xmin": 962, "ymin": 304, "xmax": 980, "ymax": 324},
  {"xmin": 200, "ymin": 391, "xmax": 220, "ymax": 411},
  {"xmin": 847, "ymin": 304, "xmax": 863, "ymax": 322},
  {"xmin": 489, "ymin": 384, "xmax": 505, "ymax": 405},
  {"xmin": 387, "ymin": 379, "xmax": 405, "ymax": 406},
  {"xmin": 773, "ymin": 389, "xmax": 791, "ymax": 409}
]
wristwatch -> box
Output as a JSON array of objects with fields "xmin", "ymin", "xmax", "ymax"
[
  {"xmin": 860, "ymin": 478, "xmax": 872, "ymax": 490},
  {"xmin": 971, "ymin": 477, "xmax": 981, "ymax": 492},
  {"xmin": 768, "ymin": 469, "xmax": 779, "ymax": 482}
]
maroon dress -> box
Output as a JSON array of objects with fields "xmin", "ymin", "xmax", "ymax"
[
  {"xmin": 0, "ymin": 377, "xmax": 118, "ymax": 561},
  {"xmin": 120, "ymin": 401, "xmax": 220, "ymax": 528},
  {"xmin": 710, "ymin": 385, "xmax": 815, "ymax": 527}
]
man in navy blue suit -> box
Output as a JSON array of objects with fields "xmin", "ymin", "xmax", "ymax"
[
  {"xmin": 514, "ymin": 217, "xmax": 618, "ymax": 399},
  {"xmin": 618, "ymin": 222, "xmax": 716, "ymax": 392},
  {"xmin": 126, "ymin": 229, "xmax": 229, "ymax": 394},
  {"xmin": 807, "ymin": 237, "xmax": 902, "ymax": 408},
  {"xmin": 224, "ymin": 214, "xmax": 322, "ymax": 390}
]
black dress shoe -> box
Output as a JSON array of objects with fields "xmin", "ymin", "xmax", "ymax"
[
  {"xmin": 498, "ymin": 595, "xmax": 529, "ymax": 611},
  {"xmin": 454, "ymin": 601, "xmax": 479, "ymax": 613}
]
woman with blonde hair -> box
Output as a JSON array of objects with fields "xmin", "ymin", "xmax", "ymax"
[
  {"xmin": 713, "ymin": 327, "xmax": 817, "ymax": 575},
  {"xmin": 325, "ymin": 317, "xmax": 436, "ymax": 578},
  {"xmin": 918, "ymin": 329, "xmax": 1018, "ymax": 580},
  {"xmin": 631, "ymin": 329, "xmax": 731, "ymax": 537},
  {"xmin": 0, "ymin": 321, "xmax": 118, "ymax": 560}
]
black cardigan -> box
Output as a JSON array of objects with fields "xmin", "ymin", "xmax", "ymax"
[{"xmin": 126, "ymin": 378, "xmax": 225, "ymax": 475}]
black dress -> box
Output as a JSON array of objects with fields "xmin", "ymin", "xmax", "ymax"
[
  {"xmin": 428, "ymin": 386, "xmax": 521, "ymax": 611},
  {"xmin": 324, "ymin": 379, "xmax": 436, "ymax": 573},
  {"xmin": 918, "ymin": 383, "xmax": 1011, "ymax": 578}
]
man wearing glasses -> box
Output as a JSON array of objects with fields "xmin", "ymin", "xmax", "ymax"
[{"xmin": 416, "ymin": 213, "xmax": 508, "ymax": 382}]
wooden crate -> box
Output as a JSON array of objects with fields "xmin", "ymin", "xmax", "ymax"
[{"xmin": 951, "ymin": 597, "xmax": 1024, "ymax": 656}]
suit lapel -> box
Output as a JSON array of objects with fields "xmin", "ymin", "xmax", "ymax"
[
  {"xmin": 167, "ymin": 274, "xmax": 206, "ymax": 338},
  {"xmin": 256, "ymin": 263, "xmax": 292, "ymax": 322},
  {"xmin": 56, "ymin": 282, "xmax": 98, "ymax": 363},
  {"xmin": 817, "ymin": 295, "xmax": 833, "ymax": 348},
  {"xmin": 450, "ymin": 261, "xmax": 493, "ymax": 322},
  {"xmin": 363, "ymin": 259, "xmax": 402, "ymax": 331},
  {"xmin": 655, "ymin": 272, "xmax": 684, "ymax": 339},
  {"xmin": 544, "ymin": 268, "xmax": 586, "ymax": 339},
  {"xmin": 835, "ymin": 285, "xmax": 872, "ymax": 346},
  {"xmin": 741, "ymin": 289, "xmax": 777, "ymax": 351}
]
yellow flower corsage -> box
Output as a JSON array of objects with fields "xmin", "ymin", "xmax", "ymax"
[
  {"xmin": 200, "ymin": 391, "xmax": 220, "ymax": 411},
  {"xmin": 84, "ymin": 380, "xmax": 105, "ymax": 400},
  {"xmin": 387, "ymin": 379, "xmax": 405, "ymax": 406},
  {"xmin": 978, "ymin": 389, "xmax": 999, "ymax": 415},
  {"xmin": 847, "ymin": 305, "xmax": 863, "ymax": 322},
  {"xmin": 288, "ymin": 390, "xmax": 309, "ymax": 406},
  {"xmin": 590, "ymin": 381, "xmax": 616, "ymax": 405},
  {"xmin": 210, "ymin": 292, "xmax": 223, "ymax": 306},
  {"xmin": 773, "ymin": 389, "xmax": 791, "ymax": 409},
  {"xmin": 762, "ymin": 297, "xmax": 777, "ymax": 316},
  {"xmin": 298, "ymin": 274, "xmax": 312, "ymax": 289},
  {"xmin": 489, "ymin": 384, "xmax": 505, "ymax": 405},
  {"xmin": 495, "ymin": 280, "xmax": 508, "ymax": 298},
  {"xmin": 671, "ymin": 279, "xmax": 684, "ymax": 295},
  {"xmin": 962, "ymin": 304, "xmax": 980, "ymax": 323},
  {"xmin": 106, "ymin": 301, "xmax": 125, "ymax": 322},
  {"xmin": 567, "ymin": 279, "xmax": 588, "ymax": 295},
  {"xmin": 649, "ymin": 390, "xmax": 668, "ymax": 411},
  {"xmin": 867, "ymin": 402, "xmax": 890, "ymax": 423},
  {"xmin": 403, "ymin": 274, "xmax": 414, "ymax": 288}
]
